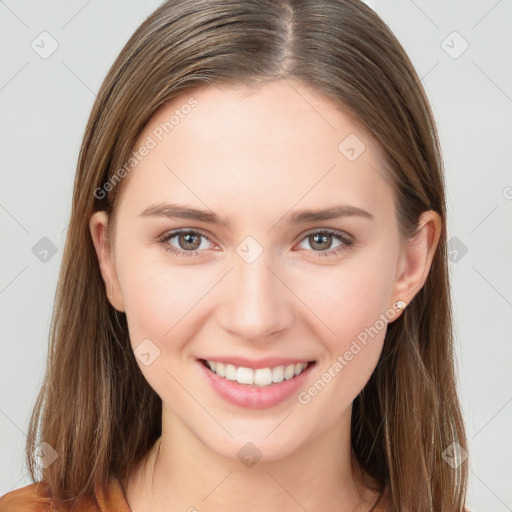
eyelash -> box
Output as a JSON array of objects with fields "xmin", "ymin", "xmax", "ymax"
[{"xmin": 157, "ymin": 228, "xmax": 353, "ymax": 258}]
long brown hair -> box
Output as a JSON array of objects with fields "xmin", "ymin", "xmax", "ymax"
[{"xmin": 26, "ymin": 1, "xmax": 467, "ymax": 510}]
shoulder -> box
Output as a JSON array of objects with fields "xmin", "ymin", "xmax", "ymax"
[
  {"xmin": 0, "ymin": 481, "xmax": 53, "ymax": 512},
  {"xmin": 0, "ymin": 477, "xmax": 130, "ymax": 512}
]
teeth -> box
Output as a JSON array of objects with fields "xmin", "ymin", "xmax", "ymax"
[
  {"xmin": 215, "ymin": 362, "xmax": 225, "ymax": 378},
  {"xmin": 225, "ymin": 364, "xmax": 237, "ymax": 381},
  {"xmin": 206, "ymin": 360, "xmax": 309, "ymax": 387},
  {"xmin": 236, "ymin": 366, "xmax": 254, "ymax": 385},
  {"xmin": 284, "ymin": 364, "xmax": 295, "ymax": 380},
  {"xmin": 272, "ymin": 365, "xmax": 284, "ymax": 383},
  {"xmin": 254, "ymin": 368, "xmax": 272, "ymax": 387}
]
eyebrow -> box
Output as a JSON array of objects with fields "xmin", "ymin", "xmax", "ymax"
[{"xmin": 139, "ymin": 202, "xmax": 374, "ymax": 227}]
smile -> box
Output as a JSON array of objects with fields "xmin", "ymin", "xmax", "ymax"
[
  {"xmin": 202, "ymin": 359, "xmax": 312, "ymax": 387},
  {"xmin": 197, "ymin": 357, "xmax": 317, "ymax": 409}
]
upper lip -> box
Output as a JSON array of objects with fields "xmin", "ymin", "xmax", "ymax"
[{"xmin": 199, "ymin": 356, "xmax": 315, "ymax": 370}]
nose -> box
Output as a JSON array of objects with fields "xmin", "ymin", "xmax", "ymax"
[{"xmin": 217, "ymin": 252, "xmax": 294, "ymax": 343}]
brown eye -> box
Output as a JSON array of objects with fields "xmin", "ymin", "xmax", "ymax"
[
  {"xmin": 177, "ymin": 232, "xmax": 202, "ymax": 250},
  {"xmin": 309, "ymin": 233, "xmax": 335, "ymax": 251},
  {"xmin": 296, "ymin": 229, "xmax": 353, "ymax": 256},
  {"xmin": 159, "ymin": 229, "xmax": 214, "ymax": 257}
]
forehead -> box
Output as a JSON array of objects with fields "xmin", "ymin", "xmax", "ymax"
[{"xmin": 114, "ymin": 80, "xmax": 394, "ymax": 226}]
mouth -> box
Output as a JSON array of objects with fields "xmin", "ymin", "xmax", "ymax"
[{"xmin": 199, "ymin": 358, "xmax": 316, "ymax": 388}]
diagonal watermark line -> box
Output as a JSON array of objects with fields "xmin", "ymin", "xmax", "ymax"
[
  {"xmin": 471, "ymin": 470, "xmax": 511, "ymax": 510},
  {"xmin": 265, "ymin": 471, "xmax": 310, "ymax": 511},
  {"xmin": 471, "ymin": 265, "xmax": 512, "ymax": 308},
  {"xmin": 472, "ymin": 61, "xmax": 512, "ymax": 104},
  {"xmin": 0, "ymin": 0, "xmax": 29, "ymax": 28},
  {"xmin": 470, "ymin": 204, "xmax": 499, "ymax": 233},
  {"xmin": 201, "ymin": 471, "xmax": 233, "ymax": 502},
  {"xmin": 417, "ymin": 61, "xmax": 439, "ymax": 85},
  {"xmin": 265, "ymin": 266, "xmax": 336, "ymax": 335},
  {"xmin": 163, "ymin": 367, "xmax": 234, "ymax": 438},
  {"xmin": 0, "ymin": 62, "xmax": 29, "ymax": 92},
  {"xmin": 61, "ymin": 0, "xmax": 93, "ymax": 29},
  {"xmin": 406, "ymin": 0, "xmax": 439, "ymax": 28},
  {"xmin": 0, "ymin": 202, "xmax": 29, "ymax": 232},
  {"xmin": 61, "ymin": 61, "xmax": 96, "ymax": 96},
  {"xmin": 0, "ymin": 407, "xmax": 27, "ymax": 438},
  {"xmin": 164, "ymin": 163, "xmax": 233, "ymax": 233},
  {"xmin": 267, "ymin": 164, "xmax": 336, "ymax": 233},
  {"xmin": 0, "ymin": 266, "xmax": 28, "ymax": 295},
  {"xmin": 164, "ymin": 267, "xmax": 234, "ymax": 336},
  {"xmin": 368, "ymin": 162, "xmax": 393, "ymax": 189},
  {"xmin": 472, "ymin": 397, "xmax": 512, "ymax": 439},
  {"xmin": 471, "ymin": 0, "xmax": 503, "ymax": 30},
  {"xmin": 7, "ymin": 472, "xmax": 30, "ymax": 494},
  {"xmin": 283, "ymin": 78, "xmax": 335, "ymax": 130},
  {"xmin": 265, "ymin": 409, "xmax": 295, "ymax": 438}
]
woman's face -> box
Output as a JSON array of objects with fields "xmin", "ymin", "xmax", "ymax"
[{"xmin": 91, "ymin": 80, "xmax": 434, "ymax": 461}]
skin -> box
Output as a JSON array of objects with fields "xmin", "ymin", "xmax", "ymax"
[{"xmin": 90, "ymin": 80, "xmax": 441, "ymax": 512}]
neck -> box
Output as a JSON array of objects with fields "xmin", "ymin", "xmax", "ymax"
[{"xmin": 123, "ymin": 406, "xmax": 380, "ymax": 512}]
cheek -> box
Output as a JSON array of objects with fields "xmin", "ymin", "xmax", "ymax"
[
  {"xmin": 291, "ymin": 250, "xmax": 398, "ymax": 406},
  {"xmin": 116, "ymin": 247, "xmax": 215, "ymax": 351},
  {"xmin": 296, "ymin": 253, "xmax": 398, "ymax": 346},
  {"xmin": 293, "ymin": 301, "xmax": 388, "ymax": 426},
  {"xmin": 115, "ymin": 252, "xmax": 218, "ymax": 403}
]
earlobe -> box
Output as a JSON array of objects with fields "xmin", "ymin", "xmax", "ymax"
[
  {"xmin": 89, "ymin": 211, "xmax": 125, "ymax": 312},
  {"xmin": 391, "ymin": 210, "xmax": 442, "ymax": 314}
]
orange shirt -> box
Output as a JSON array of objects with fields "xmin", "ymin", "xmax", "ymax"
[
  {"xmin": 0, "ymin": 477, "xmax": 390, "ymax": 511},
  {"xmin": 0, "ymin": 477, "xmax": 130, "ymax": 512}
]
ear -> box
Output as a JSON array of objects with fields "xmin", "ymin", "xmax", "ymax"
[
  {"xmin": 391, "ymin": 210, "xmax": 442, "ymax": 318},
  {"xmin": 89, "ymin": 211, "xmax": 125, "ymax": 312}
]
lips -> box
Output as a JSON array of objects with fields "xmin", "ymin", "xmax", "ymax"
[{"xmin": 197, "ymin": 357, "xmax": 316, "ymax": 409}]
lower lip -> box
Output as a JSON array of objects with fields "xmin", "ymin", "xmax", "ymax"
[{"xmin": 197, "ymin": 360, "xmax": 315, "ymax": 409}]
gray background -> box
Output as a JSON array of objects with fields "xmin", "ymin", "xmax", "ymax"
[{"xmin": 0, "ymin": 1, "xmax": 511, "ymax": 510}]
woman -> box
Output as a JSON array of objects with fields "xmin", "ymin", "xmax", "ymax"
[{"xmin": 0, "ymin": 0, "xmax": 468, "ymax": 510}]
